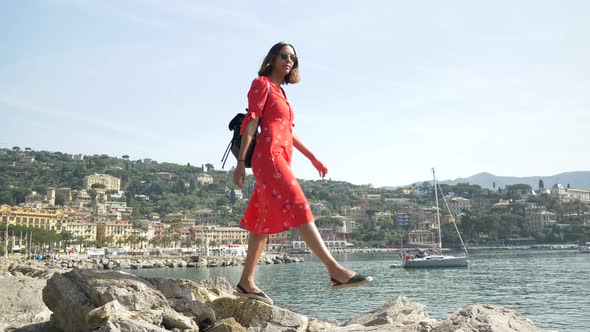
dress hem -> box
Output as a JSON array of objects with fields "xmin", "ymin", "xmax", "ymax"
[{"xmin": 239, "ymin": 219, "xmax": 315, "ymax": 235}]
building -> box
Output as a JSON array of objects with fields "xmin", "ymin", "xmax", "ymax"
[
  {"xmin": 96, "ymin": 220, "xmax": 132, "ymax": 246},
  {"xmin": 396, "ymin": 213, "xmax": 411, "ymax": 228},
  {"xmin": 408, "ymin": 229, "xmax": 435, "ymax": 246},
  {"xmin": 64, "ymin": 221, "xmax": 97, "ymax": 243},
  {"xmin": 384, "ymin": 198, "xmax": 415, "ymax": 210},
  {"xmin": 195, "ymin": 208, "xmax": 217, "ymax": 224},
  {"xmin": 348, "ymin": 206, "xmax": 368, "ymax": 221},
  {"xmin": 268, "ymin": 232, "xmax": 290, "ymax": 251},
  {"xmin": 195, "ymin": 173, "xmax": 214, "ymax": 185},
  {"xmin": 153, "ymin": 221, "xmax": 170, "ymax": 239},
  {"xmin": 445, "ymin": 196, "xmax": 471, "ymax": 216},
  {"xmin": 83, "ymin": 174, "xmax": 121, "ymax": 191},
  {"xmin": 0, "ymin": 205, "xmax": 67, "ymax": 233},
  {"xmin": 525, "ymin": 204, "xmax": 557, "ymax": 233},
  {"xmin": 192, "ymin": 225, "xmax": 249, "ymax": 246},
  {"xmin": 157, "ymin": 172, "xmax": 173, "ymax": 180},
  {"xmin": 107, "ymin": 201, "xmax": 133, "ymax": 217},
  {"xmin": 550, "ymin": 184, "xmax": 590, "ymax": 203}
]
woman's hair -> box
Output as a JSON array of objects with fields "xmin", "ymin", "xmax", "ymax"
[{"xmin": 257, "ymin": 42, "xmax": 300, "ymax": 84}]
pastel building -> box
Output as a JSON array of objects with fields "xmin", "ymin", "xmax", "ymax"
[{"xmin": 83, "ymin": 174, "xmax": 121, "ymax": 191}]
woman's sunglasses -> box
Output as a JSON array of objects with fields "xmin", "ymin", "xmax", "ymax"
[{"xmin": 279, "ymin": 52, "xmax": 298, "ymax": 63}]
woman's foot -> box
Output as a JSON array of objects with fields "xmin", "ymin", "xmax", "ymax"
[
  {"xmin": 329, "ymin": 267, "xmax": 373, "ymax": 289},
  {"xmin": 330, "ymin": 274, "xmax": 374, "ymax": 289},
  {"xmin": 328, "ymin": 267, "xmax": 356, "ymax": 284},
  {"xmin": 233, "ymin": 283, "xmax": 273, "ymax": 305}
]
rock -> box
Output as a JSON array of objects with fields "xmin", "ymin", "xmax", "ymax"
[
  {"xmin": 306, "ymin": 318, "xmax": 339, "ymax": 332},
  {"xmin": 432, "ymin": 304, "xmax": 545, "ymax": 332},
  {"xmin": 86, "ymin": 300, "xmax": 137, "ymax": 329},
  {"xmin": 43, "ymin": 268, "xmax": 198, "ymax": 331},
  {"xmin": 151, "ymin": 278, "xmax": 196, "ymax": 301},
  {"xmin": 169, "ymin": 298, "xmax": 216, "ymax": 329},
  {"xmin": 207, "ymin": 317, "xmax": 247, "ymax": 332},
  {"xmin": 0, "ymin": 274, "xmax": 52, "ymax": 331},
  {"xmin": 208, "ymin": 259, "xmax": 220, "ymax": 267},
  {"xmin": 150, "ymin": 276, "xmax": 233, "ymax": 303},
  {"xmin": 43, "ymin": 271, "xmax": 97, "ymax": 331},
  {"xmin": 200, "ymin": 277, "xmax": 235, "ymax": 298},
  {"xmin": 211, "ymin": 297, "xmax": 308, "ymax": 332},
  {"xmin": 95, "ymin": 318, "xmax": 170, "ymax": 332},
  {"xmin": 345, "ymin": 296, "xmax": 431, "ymax": 328}
]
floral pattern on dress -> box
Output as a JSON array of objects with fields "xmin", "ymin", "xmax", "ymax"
[{"xmin": 240, "ymin": 76, "xmax": 314, "ymax": 235}]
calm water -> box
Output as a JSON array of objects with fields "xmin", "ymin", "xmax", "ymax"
[{"xmin": 126, "ymin": 249, "xmax": 590, "ymax": 332}]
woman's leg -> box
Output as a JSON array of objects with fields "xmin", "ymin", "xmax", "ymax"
[
  {"xmin": 237, "ymin": 233, "xmax": 268, "ymax": 292},
  {"xmin": 297, "ymin": 222, "xmax": 356, "ymax": 283}
]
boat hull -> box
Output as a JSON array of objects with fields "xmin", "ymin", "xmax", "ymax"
[{"xmin": 403, "ymin": 255, "xmax": 468, "ymax": 268}]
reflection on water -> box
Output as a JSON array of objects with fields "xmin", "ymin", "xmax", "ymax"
[{"xmin": 127, "ymin": 249, "xmax": 590, "ymax": 331}]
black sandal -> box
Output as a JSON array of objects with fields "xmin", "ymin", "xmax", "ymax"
[
  {"xmin": 330, "ymin": 274, "xmax": 374, "ymax": 289},
  {"xmin": 233, "ymin": 284, "xmax": 274, "ymax": 305}
]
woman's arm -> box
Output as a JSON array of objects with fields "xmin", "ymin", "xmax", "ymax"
[
  {"xmin": 293, "ymin": 132, "xmax": 328, "ymax": 178},
  {"xmin": 233, "ymin": 118, "xmax": 259, "ymax": 188}
]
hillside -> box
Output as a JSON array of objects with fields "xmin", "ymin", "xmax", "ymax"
[{"xmin": 439, "ymin": 171, "xmax": 590, "ymax": 189}]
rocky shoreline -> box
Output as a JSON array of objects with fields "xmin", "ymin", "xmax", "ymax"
[
  {"xmin": 0, "ymin": 259, "xmax": 557, "ymax": 332},
  {"xmin": 7, "ymin": 254, "xmax": 303, "ymax": 271}
]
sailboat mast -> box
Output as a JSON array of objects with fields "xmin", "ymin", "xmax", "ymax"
[{"xmin": 433, "ymin": 168, "xmax": 442, "ymax": 251}]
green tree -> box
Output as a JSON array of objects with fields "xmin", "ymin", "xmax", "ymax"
[
  {"xmin": 60, "ymin": 231, "xmax": 73, "ymax": 249},
  {"xmin": 55, "ymin": 192, "xmax": 67, "ymax": 206}
]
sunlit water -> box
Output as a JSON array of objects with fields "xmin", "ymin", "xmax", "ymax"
[{"xmin": 126, "ymin": 249, "xmax": 590, "ymax": 331}]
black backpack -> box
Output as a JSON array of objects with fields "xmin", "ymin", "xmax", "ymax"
[{"xmin": 221, "ymin": 82, "xmax": 270, "ymax": 169}]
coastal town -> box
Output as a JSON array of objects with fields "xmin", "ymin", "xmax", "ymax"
[{"xmin": 2, "ymin": 148, "xmax": 589, "ymax": 257}]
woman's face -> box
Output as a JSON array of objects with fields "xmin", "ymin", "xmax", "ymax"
[{"xmin": 272, "ymin": 45, "xmax": 297, "ymax": 77}]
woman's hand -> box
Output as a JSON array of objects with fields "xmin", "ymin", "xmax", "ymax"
[
  {"xmin": 234, "ymin": 161, "xmax": 246, "ymax": 188},
  {"xmin": 311, "ymin": 158, "xmax": 328, "ymax": 178}
]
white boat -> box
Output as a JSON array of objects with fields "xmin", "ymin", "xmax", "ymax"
[
  {"xmin": 579, "ymin": 242, "xmax": 590, "ymax": 253},
  {"xmin": 401, "ymin": 169, "xmax": 468, "ymax": 268},
  {"xmin": 402, "ymin": 251, "xmax": 468, "ymax": 267}
]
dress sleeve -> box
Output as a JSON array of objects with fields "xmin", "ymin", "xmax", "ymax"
[{"xmin": 240, "ymin": 77, "xmax": 269, "ymax": 134}]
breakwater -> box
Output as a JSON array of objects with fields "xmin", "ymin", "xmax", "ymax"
[{"xmin": 5, "ymin": 253, "xmax": 303, "ymax": 272}]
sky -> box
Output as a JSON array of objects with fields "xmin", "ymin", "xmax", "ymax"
[{"xmin": 1, "ymin": 1, "xmax": 589, "ymax": 187}]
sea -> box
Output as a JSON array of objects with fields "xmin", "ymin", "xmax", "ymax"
[{"xmin": 125, "ymin": 249, "xmax": 590, "ymax": 332}]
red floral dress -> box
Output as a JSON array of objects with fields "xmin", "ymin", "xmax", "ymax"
[{"xmin": 239, "ymin": 76, "xmax": 314, "ymax": 234}]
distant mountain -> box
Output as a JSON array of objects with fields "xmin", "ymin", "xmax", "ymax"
[{"xmin": 388, "ymin": 171, "xmax": 590, "ymax": 190}]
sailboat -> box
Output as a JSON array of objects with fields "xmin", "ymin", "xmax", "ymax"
[{"xmin": 401, "ymin": 168, "xmax": 468, "ymax": 268}]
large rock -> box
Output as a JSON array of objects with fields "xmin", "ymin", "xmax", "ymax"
[
  {"xmin": 42, "ymin": 271, "xmax": 97, "ymax": 331},
  {"xmin": 432, "ymin": 304, "xmax": 547, "ymax": 332},
  {"xmin": 207, "ymin": 317, "xmax": 247, "ymax": 332},
  {"xmin": 150, "ymin": 276, "xmax": 234, "ymax": 303},
  {"xmin": 345, "ymin": 296, "xmax": 432, "ymax": 328},
  {"xmin": 42, "ymin": 268, "xmax": 198, "ymax": 331},
  {"xmin": 0, "ymin": 274, "xmax": 52, "ymax": 331},
  {"xmin": 210, "ymin": 297, "xmax": 308, "ymax": 332},
  {"xmin": 95, "ymin": 318, "xmax": 170, "ymax": 332}
]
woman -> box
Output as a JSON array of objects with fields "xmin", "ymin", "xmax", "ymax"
[{"xmin": 233, "ymin": 42, "xmax": 373, "ymax": 305}]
